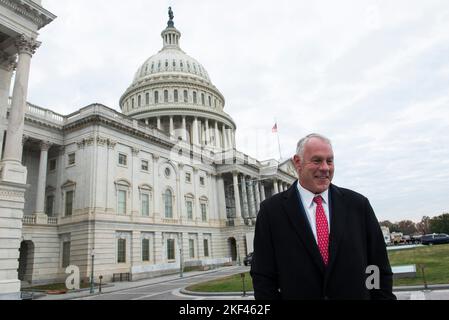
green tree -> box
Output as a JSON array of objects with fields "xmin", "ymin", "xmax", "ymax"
[
  {"xmin": 429, "ymin": 213, "xmax": 449, "ymax": 234},
  {"xmin": 396, "ymin": 220, "xmax": 418, "ymax": 235}
]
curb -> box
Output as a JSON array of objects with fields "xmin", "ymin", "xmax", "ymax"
[
  {"xmin": 180, "ymin": 288, "xmax": 254, "ymax": 297},
  {"xmin": 38, "ymin": 266, "xmax": 241, "ymax": 300},
  {"xmin": 393, "ymin": 284, "xmax": 449, "ymax": 292}
]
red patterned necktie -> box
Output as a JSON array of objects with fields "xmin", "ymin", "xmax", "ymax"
[{"xmin": 314, "ymin": 196, "xmax": 329, "ymax": 266}]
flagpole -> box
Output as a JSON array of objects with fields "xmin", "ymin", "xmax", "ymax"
[{"xmin": 274, "ymin": 118, "xmax": 282, "ymax": 161}]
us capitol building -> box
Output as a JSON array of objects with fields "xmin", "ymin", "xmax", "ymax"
[{"xmin": 0, "ymin": 2, "xmax": 295, "ymax": 298}]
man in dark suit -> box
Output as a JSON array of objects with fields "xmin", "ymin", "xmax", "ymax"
[{"xmin": 250, "ymin": 133, "xmax": 396, "ymax": 300}]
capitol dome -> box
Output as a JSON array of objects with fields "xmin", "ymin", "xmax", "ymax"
[
  {"xmin": 133, "ymin": 49, "xmax": 212, "ymax": 84},
  {"xmin": 119, "ymin": 10, "xmax": 236, "ymax": 151}
]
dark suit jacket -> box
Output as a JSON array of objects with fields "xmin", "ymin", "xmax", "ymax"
[{"xmin": 250, "ymin": 182, "xmax": 396, "ymax": 300}]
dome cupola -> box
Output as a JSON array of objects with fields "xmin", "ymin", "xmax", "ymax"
[{"xmin": 119, "ymin": 8, "xmax": 236, "ymax": 151}]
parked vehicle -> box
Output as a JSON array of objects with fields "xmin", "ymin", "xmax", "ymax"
[
  {"xmin": 421, "ymin": 233, "xmax": 449, "ymax": 245},
  {"xmin": 244, "ymin": 252, "xmax": 253, "ymax": 266}
]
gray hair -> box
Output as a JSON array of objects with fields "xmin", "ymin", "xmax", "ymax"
[{"xmin": 296, "ymin": 133, "xmax": 332, "ymax": 159}]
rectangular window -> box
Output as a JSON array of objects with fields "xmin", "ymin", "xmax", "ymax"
[
  {"xmin": 174, "ymin": 90, "xmax": 178, "ymax": 103},
  {"xmin": 141, "ymin": 194, "xmax": 149, "ymax": 217},
  {"xmin": 49, "ymin": 159, "xmax": 57, "ymax": 171},
  {"xmin": 154, "ymin": 91, "xmax": 159, "ymax": 104},
  {"xmin": 68, "ymin": 153, "xmax": 75, "ymax": 166},
  {"xmin": 46, "ymin": 195, "xmax": 54, "ymax": 216},
  {"xmin": 118, "ymin": 190, "xmax": 126, "ymax": 215},
  {"xmin": 65, "ymin": 191, "xmax": 74, "ymax": 217},
  {"xmin": 185, "ymin": 172, "xmax": 191, "ymax": 183},
  {"xmin": 117, "ymin": 239, "xmax": 126, "ymax": 263},
  {"xmin": 62, "ymin": 241, "xmax": 71, "ymax": 268},
  {"xmin": 167, "ymin": 239, "xmax": 175, "ymax": 260},
  {"xmin": 146, "ymin": 92, "xmax": 150, "ymax": 105},
  {"xmin": 189, "ymin": 239, "xmax": 195, "ymax": 258},
  {"xmin": 164, "ymin": 90, "xmax": 169, "ymax": 103},
  {"xmin": 200, "ymin": 177, "xmax": 205, "ymax": 186},
  {"xmin": 141, "ymin": 160, "xmax": 149, "ymax": 171},
  {"xmin": 118, "ymin": 153, "xmax": 127, "ymax": 166},
  {"xmin": 142, "ymin": 239, "xmax": 150, "ymax": 262},
  {"xmin": 186, "ymin": 201, "xmax": 193, "ymax": 220},
  {"xmin": 184, "ymin": 90, "xmax": 188, "ymax": 103},
  {"xmin": 201, "ymin": 203, "xmax": 207, "ymax": 222},
  {"xmin": 203, "ymin": 239, "xmax": 209, "ymax": 257}
]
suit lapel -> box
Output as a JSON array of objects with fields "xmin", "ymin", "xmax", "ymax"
[
  {"xmin": 325, "ymin": 184, "xmax": 347, "ymax": 278},
  {"xmin": 282, "ymin": 183, "xmax": 326, "ymax": 273}
]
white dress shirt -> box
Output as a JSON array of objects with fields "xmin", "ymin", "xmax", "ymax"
[{"xmin": 296, "ymin": 181, "xmax": 330, "ymax": 243}]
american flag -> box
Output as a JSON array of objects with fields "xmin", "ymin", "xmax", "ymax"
[{"xmin": 272, "ymin": 123, "xmax": 278, "ymax": 133}]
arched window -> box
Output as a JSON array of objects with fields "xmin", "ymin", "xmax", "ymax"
[
  {"xmin": 131, "ymin": 98, "xmax": 135, "ymax": 109},
  {"xmin": 184, "ymin": 90, "xmax": 188, "ymax": 103},
  {"xmin": 193, "ymin": 91, "xmax": 197, "ymax": 104},
  {"xmin": 174, "ymin": 90, "xmax": 178, "ymax": 103},
  {"xmin": 164, "ymin": 90, "xmax": 169, "ymax": 103},
  {"xmin": 154, "ymin": 91, "xmax": 159, "ymax": 104},
  {"xmin": 146, "ymin": 93, "xmax": 150, "ymax": 105},
  {"xmin": 208, "ymin": 96, "xmax": 211, "ymax": 107},
  {"xmin": 201, "ymin": 93, "xmax": 205, "ymax": 106},
  {"xmin": 164, "ymin": 189, "xmax": 173, "ymax": 218},
  {"xmin": 138, "ymin": 95, "xmax": 141, "ymax": 107}
]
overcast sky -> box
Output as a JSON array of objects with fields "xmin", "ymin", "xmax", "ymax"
[{"xmin": 29, "ymin": 0, "xmax": 449, "ymax": 223}]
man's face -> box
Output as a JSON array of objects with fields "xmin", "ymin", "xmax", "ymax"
[{"xmin": 293, "ymin": 137, "xmax": 334, "ymax": 194}]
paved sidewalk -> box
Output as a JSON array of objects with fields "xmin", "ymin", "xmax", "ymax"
[{"xmin": 36, "ymin": 265, "xmax": 245, "ymax": 300}]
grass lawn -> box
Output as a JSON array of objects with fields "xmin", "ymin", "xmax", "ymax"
[
  {"xmin": 187, "ymin": 244, "xmax": 449, "ymax": 292},
  {"xmin": 186, "ymin": 272, "xmax": 253, "ymax": 293},
  {"xmin": 388, "ymin": 244, "xmax": 449, "ymax": 286}
]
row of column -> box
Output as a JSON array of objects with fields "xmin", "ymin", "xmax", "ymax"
[
  {"xmin": 146, "ymin": 116, "xmax": 235, "ymax": 149},
  {"xmin": 272, "ymin": 179, "xmax": 290, "ymax": 194},
  {"xmin": 232, "ymin": 172, "xmax": 266, "ymax": 221},
  {"xmin": 230, "ymin": 173, "xmax": 291, "ymax": 221}
]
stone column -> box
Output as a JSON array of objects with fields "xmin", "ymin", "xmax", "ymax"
[
  {"xmin": 247, "ymin": 179, "xmax": 256, "ymax": 218},
  {"xmin": 215, "ymin": 121, "xmax": 220, "ymax": 148},
  {"xmin": 221, "ymin": 124, "xmax": 227, "ymax": 149},
  {"xmin": 177, "ymin": 163, "xmax": 183, "ymax": 222},
  {"xmin": 240, "ymin": 175, "xmax": 249, "ymax": 218},
  {"xmin": 193, "ymin": 117, "xmax": 199, "ymax": 145},
  {"xmin": 232, "ymin": 171, "xmax": 243, "ymax": 221},
  {"xmin": 217, "ymin": 174, "xmax": 226, "ymax": 221},
  {"xmin": 157, "ymin": 117, "xmax": 161, "ymax": 130},
  {"xmin": 227, "ymin": 128, "xmax": 233, "ymax": 149},
  {"xmin": 182, "ymin": 116, "xmax": 187, "ymax": 141},
  {"xmin": 0, "ymin": 35, "xmax": 40, "ymax": 300},
  {"xmin": 1, "ymin": 35, "xmax": 40, "ymax": 184},
  {"xmin": 153, "ymin": 155, "xmax": 160, "ymax": 220},
  {"xmin": 260, "ymin": 182, "xmax": 266, "ymax": 202},
  {"xmin": 255, "ymin": 180, "xmax": 261, "ymax": 211},
  {"xmin": 273, "ymin": 179, "xmax": 279, "ymax": 194},
  {"xmin": 278, "ymin": 181, "xmax": 282, "ymax": 193},
  {"xmin": 0, "ymin": 53, "xmax": 16, "ymax": 160},
  {"xmin": 197, "ymin": 119, "xmax": 202, "ymax": 145},
  {"xmin": 205, "ymin": 119, "xmax": 210, "ymax": 145},
  {"xmin": 193, "ymin": 168, "xmax": 200, "ymax": 222},
  {"xmin": 169, "ymin": 116, "xmax": 174, "ymax": 137},
  {"xmin": 34, "ymin": 141, "xmax": 51, "ymax": 215},
  {"xmin": 131, "ymin": 148, "xmax": 140, "ymax": 216}
]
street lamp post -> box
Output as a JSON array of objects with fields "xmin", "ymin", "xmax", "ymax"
[
  {"xmin": 180, "ymin": 247, "xmax": 184, "ymax": 278},
  {"xmin": 90, "ymin": 248, "xmax": 95, "ymax": 294},
  {"xmin": 237, "ymin": 243, "xmax": 241, "ymax": 266}
]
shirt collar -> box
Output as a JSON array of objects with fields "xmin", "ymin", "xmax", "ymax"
[{"xmin": 296, "ymin": 181, "xmax": 329, "ymax": 209}]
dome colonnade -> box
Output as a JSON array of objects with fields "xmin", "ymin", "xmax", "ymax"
[{"xmin": 119, "ymin": 13, "xmax": 236, "ymax": 150}]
